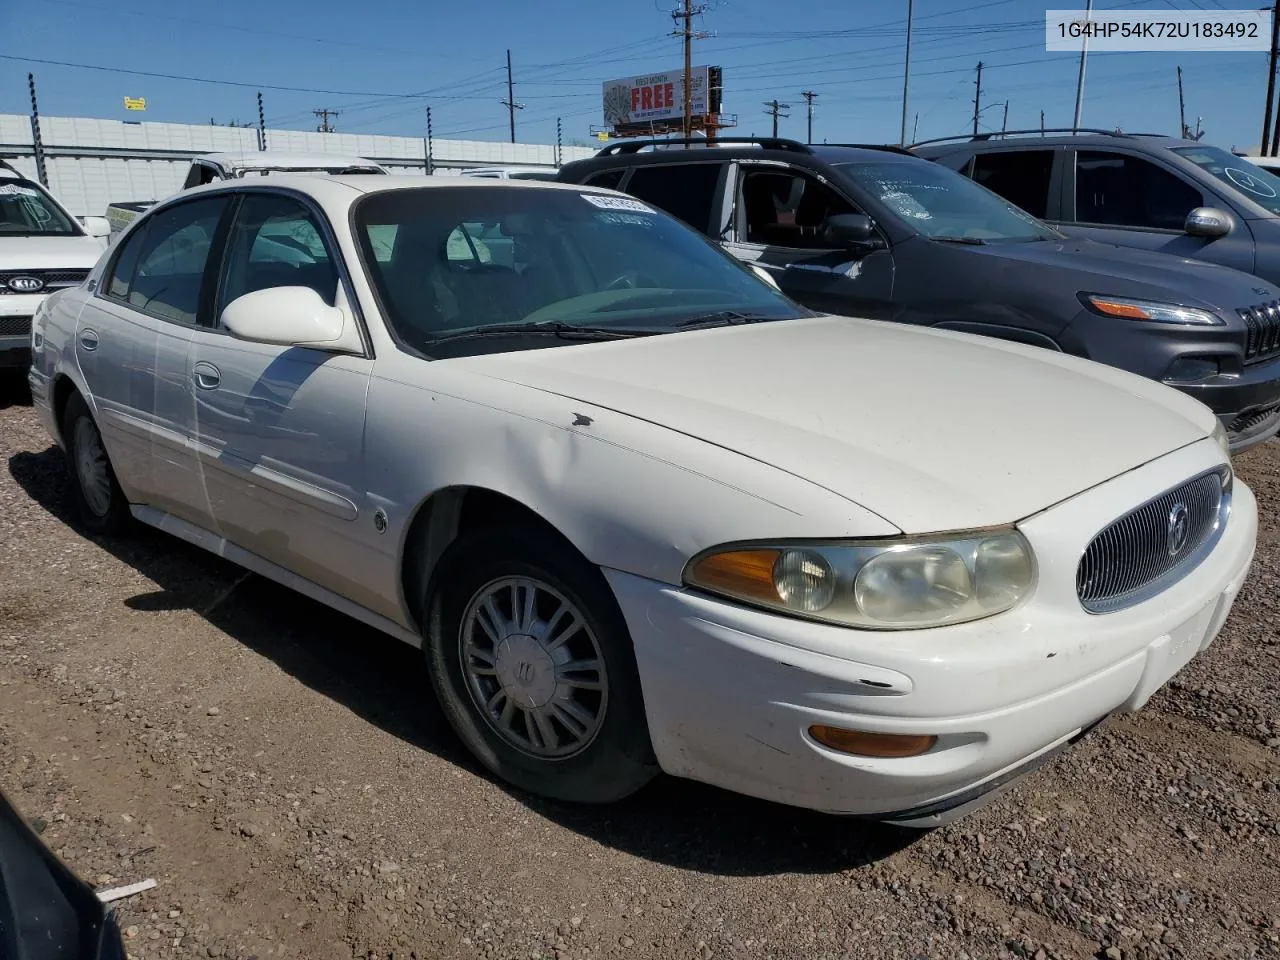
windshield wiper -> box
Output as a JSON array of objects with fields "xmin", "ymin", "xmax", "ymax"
[
  {"xmin": 425, "ymin": 319, "xmax": 659, "ymax": 346},
  {"xmin": 675, "ymin": 310, "xmax": 781, "ymax": 329},
  {"xmin": 930, "ymin": 235, "xmax": 988, "ymax": 245}
]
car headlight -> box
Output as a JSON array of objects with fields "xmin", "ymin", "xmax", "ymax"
[
  {"xmin": 1082, "ymin": 294, "xmax": 1224, "ymax": 326},
  {"xmin": 683, "ymin": 529, "xmax": 1036, "ymax": 630},
  {"xmin": 1211, "ymin": 418, "xmax": 1231, "ymax": 460}
]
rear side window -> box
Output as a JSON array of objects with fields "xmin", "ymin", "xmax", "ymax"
[
  {"xmin": 970, "ymin": 151, "xmax": 1054, "ymax": 219},
  {"xmin": 1075, "ymin": 151, "xmax": 1203, "ymax": 230},
  {"xmin": 623, "ymin": 163, "xmax": 722, "ymax": 233},
  {"xmin": 107, "ymin": 196, "xmax": 228, "ymax": 324},
  {"xmin": 584, "ymin": 169, "xmax": 626, "ymax": 190}
]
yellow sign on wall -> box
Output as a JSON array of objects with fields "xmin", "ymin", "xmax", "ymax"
[{"xmin": 123, "ymin": 97, "xmax": 146, "ymax": 111}]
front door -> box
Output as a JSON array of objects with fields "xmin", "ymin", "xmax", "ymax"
[
  {"xmin": 189, "ymin": 191, "xmax": 376, "ymax": 605},
  {"xmin": 1061, "ymin": 148, "xmax": 1257, "ymax": 275},
  {"xmin": 74, "ymin": 195, "xmax": 231, "ymax": 524},
  {"xmin": 723, "ymin": 163, "xmax": 895, "ymax": 319}
]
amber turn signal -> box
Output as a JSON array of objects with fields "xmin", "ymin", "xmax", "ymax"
[
  {"xmin": 687, "ymin": 549, "xmax": 781, "ymax": 602},
  {"xmin": 808, "ymin": 725, "xmax": 937, "ymax": 758},
  {"xmin": 1087, "ymin": 297, "xmax": 1150, "ymax": 319}
]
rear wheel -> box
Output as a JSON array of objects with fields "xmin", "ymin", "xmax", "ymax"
[
  {"xmin": 61, "ymin": 392, "xmax": 129, "ymax": 535},
  {"xmin": 423, "ymin": 527, "xmax": 657, "ymax": 803}
]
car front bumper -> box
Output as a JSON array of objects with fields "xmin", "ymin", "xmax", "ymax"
[
  {"xmin": 606, "ymin": 440, "xmax": 1257, "ymax": 825},
  {"xmin": 0, "ymin": 292, "xmax": 44, "ymax": 366}
]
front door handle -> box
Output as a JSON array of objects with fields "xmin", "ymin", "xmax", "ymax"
[
  {"xmin": 192, "ymin": 361, "xmax": 221, "ymax": 390},
  {"xmin": 78, "ymin": 329, "xmax": 99, "ymax": 351}
]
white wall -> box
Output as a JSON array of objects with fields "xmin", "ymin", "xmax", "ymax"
[{"xmin": 3, "ymin": 114, "xmax": 598, "ymax": 216}]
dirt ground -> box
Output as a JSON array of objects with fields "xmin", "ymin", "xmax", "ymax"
[{"xmin": 1, "ymin": 376, "xmax": 1277, "ymax": 960}]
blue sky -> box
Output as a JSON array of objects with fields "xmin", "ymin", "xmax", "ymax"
[{"xmin": 0, "ymin": 0, "xmax": 1273, "ymax": 151}]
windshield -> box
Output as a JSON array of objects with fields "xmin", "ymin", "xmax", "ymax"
[
  {"xmin": 834, "ymin": 159, "xmax": 1062, "ymax": 242},
  {"xmin": 1171, "ymin": 145, "xmax": 1280, "ymax": 216},
  {"xmin": 0, "ymin": 180, "xmax": 81, "ymax": 236},
  {"xmin": 353, "ymin": 186, "xmax": 808, "ymax": 354}
]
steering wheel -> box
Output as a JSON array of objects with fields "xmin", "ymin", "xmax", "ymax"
[{"xmin": 604, "ymin": 270, "xmax": 661, "ymax": 291}]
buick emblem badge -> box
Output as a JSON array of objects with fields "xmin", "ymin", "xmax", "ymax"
[
  {"xmin": 7, "ymin": 276, "xmax": 44, "ymax": 293},
  {"xmin": 1167, "ymin": 502, "xmax": 1190, "ymax": 557}
]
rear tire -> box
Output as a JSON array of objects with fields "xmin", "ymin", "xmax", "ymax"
[
  {"xmin": 423, "ymin": 526, "xmax": 657, "ymax": 804},
  {"xmin": 61, "ymin": 392, "xmax": 130, "ymax": 535}
]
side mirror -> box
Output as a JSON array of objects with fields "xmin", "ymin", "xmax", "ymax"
[
  {"xmin": 824, "ymin": 213, "xmax": 882, "ymax": 248},
  {"xmin": 1184, "ymin": 206, "xmax": 1231, "ymax": 238},
  {"xmin": 749, "ymin": 263, "xmax": 780, "ymax": 289},
  {"xmin": 81, "ymin": 216, "xmax": 111, "ymax": 239},
  {"xmin": 220, "ymin": 286, "xmax": 360, "ymax": 353}
]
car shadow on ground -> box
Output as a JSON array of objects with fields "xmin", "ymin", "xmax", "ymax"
[{"xmin": 8, "ymin": 444, "xmax": 922, "ymax": 877}]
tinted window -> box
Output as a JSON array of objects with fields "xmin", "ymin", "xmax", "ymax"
[
  {"xmin": 1075, "ymin": 151, "xmax": 1202, "ymax": 229},
  {"xmin": 121, "ymin": 197, "xmax": 227, "ymax": 324},
  {"xmin": 969, "ymin": 151, "xmax": 1054, "ymax": 219},
  {"xmin": 219, "ymin": 194, "xmax": 339, "ymax": 318},
  {"xmin": 740, "ymin": 169, "xmax": 857, "ymax": 249},
  {"xmin": 1171, "ymin": 144, "xmax": 1280, "ymax": 216},
  {"xmin": 834, "ymin": 159, "xmax": 1061, "ymax": 242},
  {"xmin": 622, "ymin": 163, "xmax": 722, "ymax": 232},
  {"xmin": 584, "ymin": 169, "xmax": 626, "ymax": 190},
  {"xmin": 352, "ymin": 186, "xmax": 805, "ymax": 356},
  {"xmin": 106, "ymin": 223, "xmax": 148, "ymax": 301}
]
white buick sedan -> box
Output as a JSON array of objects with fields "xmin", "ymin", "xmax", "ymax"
[{"xmin": 28, "ymin": 176, "xmax": 1257, "ymax": 826}]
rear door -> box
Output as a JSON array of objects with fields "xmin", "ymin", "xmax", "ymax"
[
  {"xmin": 966, "ymin": 147, "xmax": 1062, "ymax": 221},
  {"xmin": 723, "ymin": 161, "xmax": 894, "ymax": 319},
  {"xmin": 1062, "ymin": 147, "xmax": 1256, "ymax": 274}
]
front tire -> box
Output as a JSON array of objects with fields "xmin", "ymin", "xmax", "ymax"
[
  {"xmin": 423, "ymin": 527, "xmax": 657, "ymax": 803},
  {"xmin": 61, "ymin": 392, "xmax": 129, "ymax": 535}
]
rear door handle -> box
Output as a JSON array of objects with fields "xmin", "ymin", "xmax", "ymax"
[
  {"xmin": 192, "ymin": 361, "xmax": 221, "ymax": 390},
  {"xmin": 78, "ymin": 329, "xmax": 99, "ymax": 351}
]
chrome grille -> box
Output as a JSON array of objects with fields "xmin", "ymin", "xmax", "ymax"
[
  {"xmin": 1237, "ymin": 300, "xmax": 1280, "ymax": 363},
  {"xmin": 0, "ymin": 315, "xmax": 32, "ymax": 337},
  {"xmin": 1076, "ymin": 470, "xmax": 1228, "ymax": 614},
  {"xmin": 0, "ymin": 269, "xmax": 90, "ymax": 294}
]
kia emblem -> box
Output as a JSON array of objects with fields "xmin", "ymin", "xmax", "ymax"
[{"xmin": 7, "ymin": 276, "xmax": 44, "ymax": 293}]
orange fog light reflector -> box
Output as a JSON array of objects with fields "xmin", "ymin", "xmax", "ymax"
[{"xmin": 808, "ymin": 725, "xmax": 937, "ymax": 758}]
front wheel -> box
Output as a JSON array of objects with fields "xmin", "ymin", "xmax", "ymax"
[
  {"xmin": 423, "ymin": 527, "xmax": 657, "ymax": 803},
  {"xmin": 61, "ymin": 392, "xmax": 130, "ymax": 535}
]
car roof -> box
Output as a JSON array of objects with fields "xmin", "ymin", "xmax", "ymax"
[
  {"xmin": 561, "ymin": 142, "xmax": 918, "ymax": 175},
  {"xmin": 170, "ymin": 173, "xmax": 611, "ymax": 207},
  {"xmin": 912, "ymin": 133, "xmax": 1204, "ymax": 157},
  {"xmin": 196, "ymin": 151, "xmax": 385, "ymax": 170}
]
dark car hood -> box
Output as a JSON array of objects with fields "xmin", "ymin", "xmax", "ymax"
[{"xmin": 950, "ymin": 235, "xmax": 1280, "ymax": 311}]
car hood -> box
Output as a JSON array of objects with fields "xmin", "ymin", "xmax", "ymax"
[
  {"xmin": 453, "ymin": 315, "xmax": 1211, "ymax": 533},
  {"xmin": 958, "ymin": 236, "xmax": 1279, "ymax": 309},
  {"xmin": 0, "ymin": 234, "xmax": 104, "ymax": 269}
]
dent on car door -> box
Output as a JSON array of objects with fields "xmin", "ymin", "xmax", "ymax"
[
  {"xmin": 723, "ymin": 164, "xmax": 894, "ymax": 319},
  {"xmin": 74, "ymin": 195, "xmax": 230, "ymax": 523},
  {"xmin": 190, "ymin": 191, "xmax": 377, "ymax": 607},
  {"xmin": 1064, "ymin": 149, "xmax": 1256, "ymax": 273}
]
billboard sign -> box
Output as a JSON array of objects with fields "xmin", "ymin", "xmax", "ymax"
[{"xmin": 602, "ymin": 67, "xmax": 710, "ymax": 127}]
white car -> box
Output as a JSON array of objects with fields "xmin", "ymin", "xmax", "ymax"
[
  {"xmin": 459, "ymin": 166, "xmax": 560, "ymax": 181},
  {"xmin": 0, "ymin": 161, "xmax": 110, "ymax": 370},
  {"xmin": 28, "ymin": 176, "xmax": 1257, "ymax": 825}
]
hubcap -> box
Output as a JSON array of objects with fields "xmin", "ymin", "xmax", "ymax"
[
  {"xmin": 460, "ymin": 576, "xmax": 607, "ymax": 759},
  {"xmin": 73, "ymin": 417, "xmax": 112, "ymax": 518}
]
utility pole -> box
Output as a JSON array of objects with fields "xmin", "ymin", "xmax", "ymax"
[
  {"xmin": 764, "ymin": 99, "xmax": 791, "ymax": 138},
  {"xmin": 313, "ymin": 108, "xmax": 338, "ymax": 133},
  {"xmin": 502, "ymin": 49, "xmax": 524, "ymax": 144},
  {"xmin": 28, "ymin": 73, "xmax": 48, "ymax": 187},
  {"xmin": 556, "ymin": 117, "xmax": 562, "ymax": 166},
  {"xmin": 671, "ymin": 0, "xmax": 708, "ymax": 143},
  {"xmin": 912, "ymin": 112, "xmax": 919, "ymax": 144},
  {"xmin": 1177, "ymin": 66, "xmax": 1187, "ymax": 139},
  {"xmin": 257, "ymin": 91, "xmax": 266, "ymax": 151},
  {"xmin": 900, "ymin": 0, "xmax": 914, "ymax": 145},
  {"xmin": 1040, "ymin": 109, "xmax": 1045, "ymax": 135},
  {"xmin": 1265, "ymin": 0, "xmax": 1280, "ymax": 155},
  {"xmin": 425, "ymin": 106, "xmax": 434, "ymax": 175},
  {"xmin": 1073, "ymin": 0, "xmax": 1093, "ymax": 131},
  {"xmin": 972, "ymin": 61, "xmax": 983, "ymax": 136},
  {"xmin": 1002, "ymin": 100, "xmax": 1009, "ymax": 134},
  {"xmin": 800, "ymin": 90, "xmax": 818, "ymax": 144}
]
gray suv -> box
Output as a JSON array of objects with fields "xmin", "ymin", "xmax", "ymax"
[
  {"xmin": 913, "ymin": 129, "xmax": 1280, "ymax": 290},
  {"xmin": 557, "ymin": 136, "xmax": 1280, "ymax": 452}
]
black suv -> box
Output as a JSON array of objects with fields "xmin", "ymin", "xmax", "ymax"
[
  {"xmin": 913, "ymin": 129, "xmax": 1280, "ymax": 288},
  {"xmin": 557, "ymin": 136, "xmax": 1280, "ymax": 452}
]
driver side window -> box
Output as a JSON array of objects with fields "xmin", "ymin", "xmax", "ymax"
[{"xmin": 738, "ymin": 169, "xmax": 857, "ymax": 250}]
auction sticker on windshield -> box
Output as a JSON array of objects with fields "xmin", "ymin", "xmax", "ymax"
[{"xmin": 582, "ymin": 194, "xmax": 654, "ymax": 213}]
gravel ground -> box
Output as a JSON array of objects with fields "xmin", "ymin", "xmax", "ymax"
[{"xmin": 1, "ymin": 375, "xmax": 1277, "ymax": 960}]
